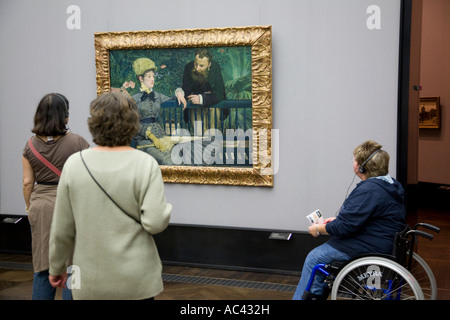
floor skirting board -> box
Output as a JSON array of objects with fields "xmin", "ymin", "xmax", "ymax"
[{"xmin": 154, "ymin": 223, "xmax": 328, "ymax": 274}]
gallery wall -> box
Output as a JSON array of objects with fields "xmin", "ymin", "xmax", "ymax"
[{"xmin": 0, "ymin": 0, "xmax": 401, "ymax": 232}]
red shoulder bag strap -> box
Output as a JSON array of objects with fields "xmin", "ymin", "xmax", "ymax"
[{"xmin": 28, "ymin": 137, "xmax": 62, "ymax": 177}]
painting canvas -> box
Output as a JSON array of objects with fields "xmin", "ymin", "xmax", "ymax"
[
  {"xmin": 109, "ymin": 46, "xmax": 252, "ymax": 165},
  {"xmin": 419, "ymin": 97, "xmax": 440, "ymax": 129},
  {"xmin": 94, "ymin": 26, "xmax": 273, "ymax": 186}
]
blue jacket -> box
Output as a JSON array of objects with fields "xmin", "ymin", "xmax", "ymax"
[{"xmin": 325, "ymin": 176, "xmax": 406, "ymax": 257}]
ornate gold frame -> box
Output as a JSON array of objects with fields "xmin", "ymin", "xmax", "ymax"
[{"xmin": 94, "ymin": 25, "xmax": 273, "ymax": 187}]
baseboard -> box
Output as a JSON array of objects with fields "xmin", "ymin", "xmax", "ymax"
[
  {"xmin": 0, "ymin": 214, "xmax": 328, "ymax": 274},
  {"xmin": 154, "ymin": 224, "xmax": 328, "ymax": 274},
  {"xmin": 417, "ymin": 182, "xmax": 450, "ymax": 211},
  {"xmin": 0, "ymin": 214, "xmax": 32, "ymax": 254}
]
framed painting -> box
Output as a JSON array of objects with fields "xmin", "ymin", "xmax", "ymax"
[
  {"xmin": 419, "ymin": 97, "xmax": 440, "ymax": 129},
  {"xmin": 94, "ymin": 25, "xmax": 273, "ymax": 186}
]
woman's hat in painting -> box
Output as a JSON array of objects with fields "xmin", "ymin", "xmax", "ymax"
[{"xmin": 132, "ymin": 58, "xmax": 157, "ymax": 76}]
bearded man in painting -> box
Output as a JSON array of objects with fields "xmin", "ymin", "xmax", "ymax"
[{"xmin": 181, "ymin": 48, "xmax": 227, "ymax": 134}]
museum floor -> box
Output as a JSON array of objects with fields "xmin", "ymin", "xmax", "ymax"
[{"xmin": 0, "ymin": 207, "xmax": 449, "ymax": 300}]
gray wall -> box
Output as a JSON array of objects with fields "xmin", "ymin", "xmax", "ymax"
[{"xmin": 0, "ymin": 0, "xmax": 401, "ymax": 231}]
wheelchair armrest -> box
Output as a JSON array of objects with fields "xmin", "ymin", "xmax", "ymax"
[{"xmin": 329, "ymin": 260, "xmax": 346, "ymax": 273}]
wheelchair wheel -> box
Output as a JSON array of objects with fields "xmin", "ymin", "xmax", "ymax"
[
  {"xmin": 408, "ymin": 253, "xmax": 437, "ymax": 300},
  {"xmin": 330, "ymin": 256, "xmax": 424, "ymax": 300}
]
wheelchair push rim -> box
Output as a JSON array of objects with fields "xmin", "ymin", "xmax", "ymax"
[{"xmin": 330, "ymin": 256, "xmax": 424, "ymax": 300}]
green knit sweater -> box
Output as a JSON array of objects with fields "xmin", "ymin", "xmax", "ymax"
[{"xmin": 49, "ymin": 149, "xmax": 171, "ymax": 299}]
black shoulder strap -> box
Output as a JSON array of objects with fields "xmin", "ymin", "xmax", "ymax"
[{"xmin": 79, "ymin": 151, "xmax": 139, "ymax": 223}]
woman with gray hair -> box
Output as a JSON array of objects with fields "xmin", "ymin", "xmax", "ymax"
[
  {"xmin": 49, "ymin": 92, "xmax": 171, "ymax": 300},
  {"xmin": 292, "ymin": 140, "xmax": 406, "ymax": 300}
]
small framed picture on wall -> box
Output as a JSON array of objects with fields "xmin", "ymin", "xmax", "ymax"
[{"xmin": 419, "ymin": 96, "xmax": 440, "ymax": 129}]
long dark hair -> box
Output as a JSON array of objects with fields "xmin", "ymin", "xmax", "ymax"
[{"xmin": 31, "ymin": 93, "xmax": 69, "ymax": 136}]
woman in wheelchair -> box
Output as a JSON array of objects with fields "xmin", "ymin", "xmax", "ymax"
[{"xmin": 293, "ymin": 140, "xmax": 406, "ymax": 300}]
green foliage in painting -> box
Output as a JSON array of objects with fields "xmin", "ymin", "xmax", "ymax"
[
  {"xmin": 110, "ymin": 46, "xmax": 252, "ymax": 130},
  {"xmin": 110, "ymin": 46, "xmax": 251, "ymax": 97}
]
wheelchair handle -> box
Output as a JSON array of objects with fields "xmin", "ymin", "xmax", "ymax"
[
  {"xmin": 407, "ymin": 229, "xmax": 434, "ymax": 240},
  {"xmin": 413, "ymin": 223, "xmax": 440, "ymax": 233}
]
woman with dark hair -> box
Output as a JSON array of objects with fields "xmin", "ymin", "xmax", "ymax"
[
  {"xmin": 49, "ymin": 92, "xmax": 171, "ymax": 300},
  {"xmin": 22, "ymin": 93, "xmax": 89, "ymax": 300}
]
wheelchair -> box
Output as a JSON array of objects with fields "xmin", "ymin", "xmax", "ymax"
[{"xmin": 303, "ymin": 222, "xmax": 440, "ymax": 300}]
